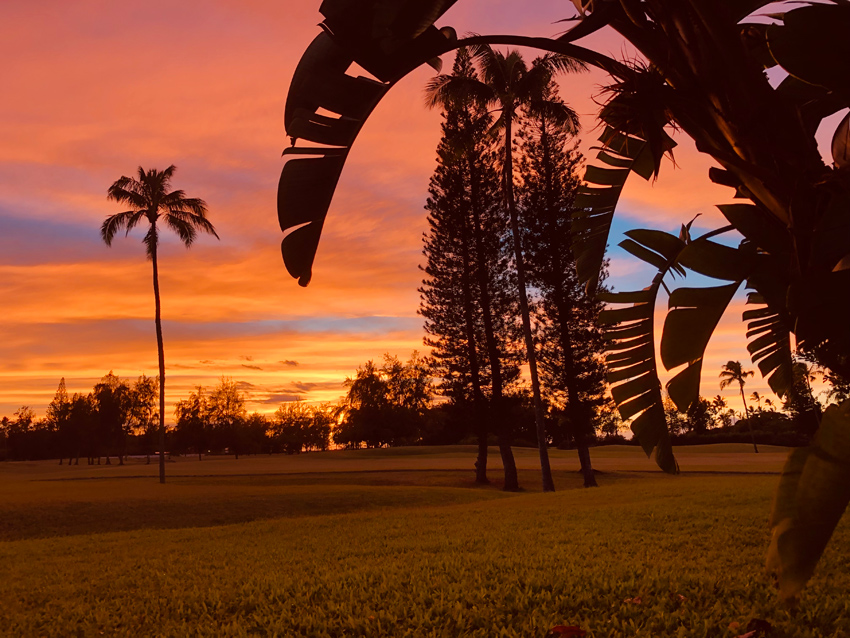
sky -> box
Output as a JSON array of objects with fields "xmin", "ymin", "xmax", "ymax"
[{"xmin": 0, "ymin": 0, "xmax": 838, "ymax": 421}]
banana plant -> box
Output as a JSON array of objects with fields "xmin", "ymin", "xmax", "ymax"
[{"xmin": 280, "ymin": 0, "xmax": 850, "ymax": 600}]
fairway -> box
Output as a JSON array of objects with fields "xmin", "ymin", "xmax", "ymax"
[{"xmin": 1, "ymin": 445, "xmax": 848, "ymax": 637}]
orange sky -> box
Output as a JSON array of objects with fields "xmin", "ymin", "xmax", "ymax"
[{"xmin": 0, "ymin": 1, "xmax": 837, "ymax": 421}]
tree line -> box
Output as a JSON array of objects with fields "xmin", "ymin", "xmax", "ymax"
[
  {"xmin": 0, "ymin": 373, "xmax": 334, "ymax": 463},
  {"xmin": 3, "ymin": 351, "xmax": 845, "ymax": 463}
]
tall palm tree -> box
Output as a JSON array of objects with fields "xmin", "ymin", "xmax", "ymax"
[
  {"xmin": 719, "ymin": 360, "xmax": 758, "ymax": 453},
  {"xmin": 426, "ymin": 45, "xmax": 584, "ymax": 492},
  {"xmin": 102, "ymin": 165, "xmax": 218, "ymax": 483}
]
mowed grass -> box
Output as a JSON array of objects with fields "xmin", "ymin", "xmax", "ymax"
[{"xmin": 1, "ymin": 445, "xmax": 848, "ymax": 637}]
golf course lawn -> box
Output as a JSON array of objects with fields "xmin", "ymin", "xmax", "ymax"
[{"xmin": 1, "ymin": 445, "xmax": 848, "ymax": 637}]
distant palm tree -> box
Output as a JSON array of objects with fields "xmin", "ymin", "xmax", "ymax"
[
  {"xmin": 426, "ymin": 45, "xmax": 584, "ymax": 493},
  {"xmin": 719, "ymin": 360, "xmax": 758, "ymax": 453},
  {"xmin": 750, "ymin": 391, "xmax": 762, "ymax": 413},
  {"xmin": 102, "ymin": 165, "xmax": 218, "ymax": 483}
]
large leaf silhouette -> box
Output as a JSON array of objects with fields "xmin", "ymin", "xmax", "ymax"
[
  {"xmin": 662, "ymin": 282, "xmax": 741, "ymax": 412},
  {"xmin": 599, "ymin": 229, "xmax": 686, "ymax": 474},
  {"xmin": 572, "ymin": 127, "xmax": 675, "ymax": 293},
  {"xmin": 767, "ymin": 399, "xmax": 850, "ymax": 602}
]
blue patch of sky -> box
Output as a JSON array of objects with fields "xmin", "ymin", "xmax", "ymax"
[
  {"xmin": 0, "ymin": 208, "xmax": 103, "ymax": 265},
  {"xmin": 606, "ymin": 208, "xmax": 748, "ymax": 296},
  {"xmin": 160, "ymin": 316, "xmax": 421, "ymax": 339}
]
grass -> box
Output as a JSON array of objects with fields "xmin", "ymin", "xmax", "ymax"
[{"xmin": 1, "ymin": 445, "xmax": 848, "ymax": 637}]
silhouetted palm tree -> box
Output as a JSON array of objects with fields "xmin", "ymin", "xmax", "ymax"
[
  {"xmin": 719, "ymin": 360, "xmax": 758, "ymax": 453},
  {"xmin": 102, "ymin": 165, "xmax": 218, "ymax": 483},
  {"xmin": 426, "ymin": 45, "xmax": 584, "ymax": 492}
]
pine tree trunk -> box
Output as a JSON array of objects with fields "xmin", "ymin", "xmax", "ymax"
[
  {"xmin": 151, "ymin": 231, "xmax": 167, "ymax": 483},
  {"xmin": 503, "ymin": 111, "xmax": 555, "ymax": 492},
  {"xmin": 460, "ymin": 211, "xmax": 489, "ymax": 484},
  {"xmin": 468, "ymin": 157, "xmax": 518, "ymax": 491},
  {"xmin": 539, "ymin": 124, "xmax": 597, "ymax": 488}
]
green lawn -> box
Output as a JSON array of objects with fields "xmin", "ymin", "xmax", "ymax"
[{"xmin": 1, "ymin": 445, "xmax": 848, "ymax": 637}]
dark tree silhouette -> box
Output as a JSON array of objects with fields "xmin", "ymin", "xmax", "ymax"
[
  {"xmin": 420, "ymin": 48, "xmax": 522, "ymax": 489},
  {"xmin": 46, "ymin": 378, "xmax": 72, "ymax": 465},
  {"xmin": 427, "ymin": 45, "xmax": 585, "ymax": 492},
  {"xmin": 102, "ymin": 165, "xmax": 218, "ymax": 483},
  {"xmin": 92, "ymin": 371, "xmax": 132, "ymax": 465},
  {"xmin": 516, "ymin": 71, "xmax": 606, "ymax": 487},
  {"xmin": 335, "ymin": 354, "xmax": 433, "ymax": 449}
]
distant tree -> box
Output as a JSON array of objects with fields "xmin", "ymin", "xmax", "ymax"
[
  {"xmin": 130, "ymin": 375, "xmax": 159, "ymax": 464},
  {"xmin": 46, "ymin": 378, "xmax": 72, "ymax": 464},
  {"xmin": 270, "ymin": 401, "xmax": 313, "ymax": 454},
  {"xmin": 68, "ymin": 393, "xmax": 96, "ymax": 465},
  {"xmin": 92, "ymin": 372, "xmax": 133, "ymax": 465},
  {"xmin": 207, "ymin": 377, "xmax": 247, "ymax": 459},
  {"xmin": 305, "ymin": 404, "xmax": 334, "ymax": 451},
  {"xmin": 0, "ymin": 416, "xmax": 8, "ymax": 461},
  {"xmin": 174, "ymin": 386, "xmax": 209, "ymax": 460},
  {"xmin": 102, "ymin": 165, "xmax": 218, "ymax": 483},
  {"xmin": 708, "ymin": 395, "xmax": 734, "ymax": 429},
  {"xmin": 750, "ymin": 391, "xmax": 763, "ymax": 414},
  {"xmin": 719, "ymin": 361, "xmax": 758, "ymax": 453},
  {"xmin": 6, "ymin": 407, "xmax": 36, "ymax": 460},
  {"xmin": 596, "ymin": 399, "xmax": 624, "ymax": 440},
  {"xmin": 335, "ymin": 353, "xmax": 434, "ymax": 448},
  {"xmin": 242, "ymin": 413, "xmax": 271, "ymax": 455},
  {"xmin": 684, "ymin": 397, "xmax": 712, "ymax": 435}
]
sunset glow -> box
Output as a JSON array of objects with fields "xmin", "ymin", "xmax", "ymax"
[{"xmin": 0, "ymin": 0, "xmax": 821, "ymax": 420}]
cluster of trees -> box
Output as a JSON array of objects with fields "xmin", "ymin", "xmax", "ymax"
[
  {"xmin": 419, "ymin": 47, "xmax": 608, "ymax": 490},
  {"xmin": 0, "ymin": 373, "xmax": 158, "ymax": 464},
  {"xmin": 172, "ymin": 379, "xmax": 334, "ymax": 459},
  {"xmin": 334, "ymin": 353, "xmax": 432, "ymax": 448},
  {"xmin": 0, "ymin": 373, "xmax": 335, "ymax": 463}
]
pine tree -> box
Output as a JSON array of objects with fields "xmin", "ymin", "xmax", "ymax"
[
  {"xmin": 516, "ymin": 73, "xmax": 608, "ymax": 488},
  {"xmin": 420, "ymin": 48, "xmax": 522, "ymax": 490},
  {"xmin": 46, "ymin": 378, "xmax": 72, "ymax": 464}
]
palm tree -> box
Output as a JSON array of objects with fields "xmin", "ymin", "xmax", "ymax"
[
  {"xmin": 102, "ymin": 166, "xmax": 218, "ymax": 483},
  {"xmin": 426, "ymin": 45, "xmax": 584, "ymax": 492},
  {"xmin": 719, "ymin": 361, "xmax": 758, "ymax": 453},
  {"xmin": 750, "ymin": 391, "xmax": 762, "ymax": 413}
]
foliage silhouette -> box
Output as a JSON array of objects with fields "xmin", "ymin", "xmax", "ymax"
[
  {"xmin": 420, "ymin": 48, "xmax": 522, "ymax": 489},
  {"xmin": 279, "ymin": 0, "xmax": 850, "ymax": 598},
  {"xmin": 425, "ymin": 45, "xmax": 585, "ymax": 492}
]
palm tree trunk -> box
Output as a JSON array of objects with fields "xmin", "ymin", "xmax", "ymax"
[
  {"xmin": 151, "ymin": 237, "xmax": 167, "ymax": 483},
  {"xmin": 739, "ymin": 383, "xmax": 758, "ymax": 453},
  {"xmin": 503, "ymin": 111, "xmax": 555, "ymax": 492}
]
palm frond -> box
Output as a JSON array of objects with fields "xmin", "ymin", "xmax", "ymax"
[
  {"xmin": 424, "ymin": 74, "xmax": 494, "ymax": 110},
  {"xmin": 165, "ymin": 208, "xmax": 219, "ymax": 241},
  {"xmin": 539, "ymin": 51, "xmax": 588, "ymax": 75},
  {"xmin": 143, "ymin": 226, "xmax": 158, "ymax": 260},
  {"xmin": 101, "ymin": 211, "xmax": 136, "ymax": 246},
  {"xmin": 107, "ymin": 180, "xmax": 149, "ymax": 210},
  {"xmin": 526, "ymin": 99, "xmax": 580, "ymax": 135},
  {"xmin": 163, "ymin": 215, "xmax": 199, "ymax": 247},
  {"xmin": 123, "ymin": 211, "xmax": 148, "ymax": 235}
]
